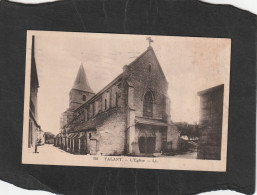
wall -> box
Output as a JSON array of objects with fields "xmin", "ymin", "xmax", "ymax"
[
  {"xmin": 96, "ymin": 110, "xmax": 126, "ymax": 155},
  {"xmin": 85, "ymin": 109, "xmax": 126, "ymax": 155},
  {"xmin": 197, "ymin": 85, "xmax": 224, "ymax": 160},
  {"xmin": 28, "ymin": 118, "xmax": 39, "ymax": 148},
  {"xmin": 30, "ymin": 86, "xmax": 38, "ymax": 120}
]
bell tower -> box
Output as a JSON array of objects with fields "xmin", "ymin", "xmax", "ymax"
[{"xmin": 69, "ymin": 64, "xmax": 95, "ymax": 110}]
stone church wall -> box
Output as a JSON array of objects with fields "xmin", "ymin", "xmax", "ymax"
[
  {"xmin": 95, "ymin": 110, "xmax": 126, "ymax": 155},
  {"xmin": 125, "ymin": 49, "xmax": 168, "ymax": 120},
  {"xmin": 69, "ymin": 89, "xmax": 94, "ymax": 111}
]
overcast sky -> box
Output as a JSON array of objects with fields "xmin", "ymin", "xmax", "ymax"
[{"xmin": 27, "ymin": 31, "xmax": 231, "ymax": 135}]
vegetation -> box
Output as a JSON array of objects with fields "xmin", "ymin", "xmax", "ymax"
[
  {"xmin": 44, "ymin": 132, "xmax": 55, "ymax": 144},
  {"xmin": 175, "ymin": 122, "xmax": 200, "ymax": 140},
  {"xmin": 175, "ymin": 122, "xmax": 200, "ymax": 153}
]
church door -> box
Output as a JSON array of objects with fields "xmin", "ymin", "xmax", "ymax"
[
  {"xmin": 138, "ymin": 136, "xmax": 156, "ymax": 154},
  {"xmin": 146, "ymin": 137, "xmax": 156, "ymax": 154},
  {"xmin": 139, "ymin": 137, "xmax": 146, "ymax": 153}
]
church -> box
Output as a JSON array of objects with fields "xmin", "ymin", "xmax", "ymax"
[{"xmin": 55, "ymin": 41, "xmax": 179, "ymax": 156}]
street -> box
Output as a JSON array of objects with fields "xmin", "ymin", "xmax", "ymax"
[{"xmin": 35, "ymin": 144, "xmax": 197, "ymax": 159}]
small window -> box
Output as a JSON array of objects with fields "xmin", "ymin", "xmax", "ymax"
[
  {"xmin": 88, "ymin": 104, "xmax": 92, "ymax": 119},
  {"xmin": 94, "ymin": 101, "xmax": 98, "ymax": 115},
  {"xmin": 98, "ymin": 98, "xmax": 102, "ymax": 112},
  {"xmin": 89, "ymin": 133, "xmax": 92, "ymax": 139},
  {"xmin": 115, "ymin": 92, "xmax": 118, "ymax": 106},
  {"xmin": 92, "ymin": 103, "xmax": 94, "ymax": 116},
  {"xmin": 90, "ymin": 104, "xmax": 93, "ymax": 118},
  {"xmin": 105, "ymin": 99, "xmax": 107, "ymax": 110},
  {"xmin": 87, "ymin": 108, "xmax": 90, "ymax": 119},
  {"xmin": 83, "ymin": 95, "xmax": 86, "ymax": 101},
  {"xmin": 148, "ymin": 64, "xmax": 151, "ymax": 72},
  {"xmin": 84, "ymin": 109, "xmax": 87, "ymax": 121}
]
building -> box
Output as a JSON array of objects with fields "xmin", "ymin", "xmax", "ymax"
[
  {"xmin": 197, "ymin": 84, "xmax": 224, "ymax": 160},
  {"xmin": 37, "ymin": 129, "xmax": 45, "ymax": 145},
  {"xmin": 28, "ymin": 35, "xmax": 41, "ymax": 148},
  {"xmin": 55, "ymin": 43, "xmax": 179, "ymax": 156}
]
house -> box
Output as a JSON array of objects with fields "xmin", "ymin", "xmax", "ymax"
[
  {"xmin": 28, "ymin": 35, "xmax": 41, "ymax": 148},
  {"xmin": 197, "ymin": 84, "xmax": 224, "ymax": 160},
  {"xmin": 55, "ymin": 43, "xmax": 179, "ymax": 156}
]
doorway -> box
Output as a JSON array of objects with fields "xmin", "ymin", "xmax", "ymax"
[
  {"xmin": 139, "ymin": 136, "xmax": 156, "ymax": 154},
  {"xmin": 74, "ymin": 138, "xmax": 79, "ymax": 153},
  {"xmin": 79, "ymin": 136, "xmax": 87, "ymax": 154}
]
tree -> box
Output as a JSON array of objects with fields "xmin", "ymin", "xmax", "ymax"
[
  {"xmin": 175, "ymin": 122, "xmax": 199, "ymax": 140},
  {"xmin": 44, "ymin": 132, "xmax": 55, "ymax": 141}
]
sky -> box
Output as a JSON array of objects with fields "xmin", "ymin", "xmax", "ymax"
[{"xmin": 27, "ymin": 31, "xmax": 231, "ymax": 135}]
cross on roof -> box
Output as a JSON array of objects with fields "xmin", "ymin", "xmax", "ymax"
[{"xmin": 146, "ymin": 37, "xmax": 153, "ymax": 47}]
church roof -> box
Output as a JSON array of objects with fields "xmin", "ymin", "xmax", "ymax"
[
  {"xmin": 72, "ymin": 64, "xmax": 94, "ymax": 93},
  {"xmin": 73, "ymin": 46, "xmax": 166, "ymax": 113}
]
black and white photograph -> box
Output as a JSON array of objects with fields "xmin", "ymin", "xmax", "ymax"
[{"xmin": 22, "ymin": 30, "xmax": 231, "ymax": 171}]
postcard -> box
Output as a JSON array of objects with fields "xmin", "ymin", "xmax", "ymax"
[{"xmin": 22, "ymin": 30, "xmax": 231, "ymax": 171}]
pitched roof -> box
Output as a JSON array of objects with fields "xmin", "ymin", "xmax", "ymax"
[
  {"xmin": 72, "ymin": 64, "xmax": 94, "ymax": 93},
  {"xmin": 31, "ymin": 35, "xmax": 39, "ymax": 88}
]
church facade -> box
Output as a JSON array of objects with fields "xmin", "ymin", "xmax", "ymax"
[{"xmin": 55, "ymin": 45, "xmax": 179, "ymax": 156}]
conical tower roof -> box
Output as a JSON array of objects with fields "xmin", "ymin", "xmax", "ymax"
[{"xmin": 72, "ymin": 64, "xmax": 94, "ymax": 93}]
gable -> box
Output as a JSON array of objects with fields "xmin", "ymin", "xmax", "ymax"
[{"xmin": 128, "ymin": 47, "xmax": 168, "ymax": 84}]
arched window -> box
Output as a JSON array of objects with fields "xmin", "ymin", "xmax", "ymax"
[
  {"xmin": 143, "ymin": 91, "xmax": 153, "ymax": 117},
  {"xmin": 148, "ymin": 64, "xmax": 151, "ymax": 72},
  {"xmin": 82, "ymin": 95, "xmax": 86, "ymax": 101}
]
